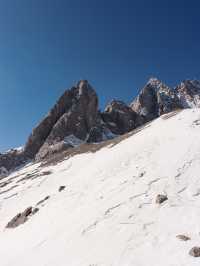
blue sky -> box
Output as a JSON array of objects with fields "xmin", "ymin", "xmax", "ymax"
[{"xmin": 0, "ymin": 0, "xmax": 200, "ymax": 151}]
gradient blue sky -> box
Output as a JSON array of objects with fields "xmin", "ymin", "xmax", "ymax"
[{"xmin": 0, "ymin": 0, "xmax": 200, "ymax": 151}]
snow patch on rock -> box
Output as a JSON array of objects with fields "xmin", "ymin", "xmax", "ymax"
[{"xmin": 64, "ymin": 135, "xmax": 84, "ymax": 147}]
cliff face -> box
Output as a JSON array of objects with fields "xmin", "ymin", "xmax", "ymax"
[
  {"xmin": 24, "ymin": 80, "xmax": 99, "ymax": 160},
  {"xmin": 130, "ymin": 78, "xmax": 182, "ymax": 122},
  {"xmin": 102, "ymin": 100, "xmax": 143, "ymax": 135},
  {"xmin": 175, "ymin": 80, "xmax": 200, "ymax": 108},
  {"xmin": 1, "ymin": 77, "xmax": 200, "ymax": 173}
]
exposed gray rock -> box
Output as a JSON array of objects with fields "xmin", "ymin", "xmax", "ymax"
[
  {"xmin": 86, "ymin": 124, "xmax": 115, "ymax": 143},
  {"xmin": 2, "ymin": 77, "xmax": 200, "ymax": 171},
  {"xmin": 35, "ymin": 140, "xmax": 72, "ymax": 161},
  {"xmin": 59, "ymin": 186, "xmax": 66, "ymax": 192},
  {"xmin": 130, "ymin": 78, "xmax": 182, "ymax": 122},
  {"xmin": 0, "ymin": 166, "xmax": 8, "ymax": 178},
  {"xmin": 176, "ymin": 234, "xmax": 191, "ymax": 241},
  {"xmin": 0, "ymin": 149, "xmax": 27, "ymax": 172},
  {"xmin": 102, "ymin": 100, "xmax": 142, "ymax": 135},
  {"xmin": 25, "ymin": 80, "xmax": 98, "ymax": 160},
  {"xmin": 6, "ymin": 206, "xmax": 39, "ymax": 228},
  {"xmin": 189, "ymin": 247, "xmax": 200, "ymax": 257},
  {"xmin": 155, "ymin": 194, "xmax": 168, "ymax": 204},
  {"xmin": 87, "ymin": 126, "xmax": 104, "ymax": 143},
  {"xmin": 86, "ymin": 111, "xmax": 116, "ymax": 143},
  {"xmin": 36, "ymin": 196, "xmax": 50, "ymax": 206},
  {"xmin": 175, "ymin": 80, "xmax": 200, "ymax": 108}
]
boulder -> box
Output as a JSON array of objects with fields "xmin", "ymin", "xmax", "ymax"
[
  {"xmin": 155, "ymin": 194, "xmax": 168, "ymax": 204},
  {"xmin": 189, "ymin": 247, "xmax": 200, "ymax": 257},
  {"xmin": 59, "ymin": 186, "xmax": 66, "ymax": 192},
  {"xmin": 176, "ymin": 234, "xmax": 191, "ymax": 241}
]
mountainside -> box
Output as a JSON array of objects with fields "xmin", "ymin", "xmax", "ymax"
[
  {"xmin": 1, "ymin": 77, "xmax": 200, "ymax": 173},
  {"xmin": 175, "ymin": 80, "xmax": 200, "ymax": 108},
  {"xmin": 1, "ymin": 109, "xmax": 200, "ymax": 265},
  {"xmin": 130, "ymin": 78, "xmax": 182, "ymax": 122}
]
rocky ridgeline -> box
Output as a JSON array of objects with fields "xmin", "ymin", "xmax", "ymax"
[{"xmin": 1, "ymin": 78, "xmax": 200, "ymax": 174}]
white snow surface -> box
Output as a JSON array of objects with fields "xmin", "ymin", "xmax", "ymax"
[{"xmin": 1, "ymin": 109, "xmax": 200, "ymax": 265}]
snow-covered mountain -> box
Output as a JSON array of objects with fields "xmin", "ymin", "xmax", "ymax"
[{"xmin": 1, "ymin": 108, "xmax": 200, "ymax": 265}]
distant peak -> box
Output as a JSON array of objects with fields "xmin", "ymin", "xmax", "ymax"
[
  {"xmin": 181, "ymin": 79, "xmax": 200, "ymax": 88},
  {"xmin": 146, "ymin": 77, "xmax": 171, "ymax": 93},
  {"xmin": 76, "ymin": 80, "xmax": 96, "ymax": 95},
  {"xmin": 147, "ymin": 77, "xmax": 162, "ymax": 86},
  {"xmin": 76, "ymin": 80, "xmax": 89, "ymax": 89}
]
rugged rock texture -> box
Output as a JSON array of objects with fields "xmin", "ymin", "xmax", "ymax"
[
  {"xmin": 0, "ymin": 149, "xmax": 27, "ymax": 172},
  {"xmin": 175, "ymin": 80, "xmax": 200, "ymax": 108},
  {"xmin": 189, "ymin": 247, "xmax": 200, "ymax": 257},
  {"xmin": 155, "ymin": 194, "xmax": 168, "ymax": 204},
  {"xmin": 102, "ymin": 100, "xmax": 142, "ymax": 135},
  {"xmin": 2, "ymin": 77, "xmax": 200, "ymax": 171},
  {"xmin": 176, "ymin": 235, "xmax": 191, "ymax": 241},
  {"xmin": 0, "ymin": 166, "xmax": 8, "ymax": 178},
  {"xmin": 86, "ymin": 126, "xmax": 105, "ymax": 143},
  {"xmin": 25, "ymin": 80, "xmax": 98, "ymax": 160},
  {"xmin": 86, "ymin": 111, "xmax": 116, "ymax": 143},
  {"xmin": 130, "ymin": 78, "xmax": 182, "ymax": 122},
  {"xmin": 6, "ymin": 206, "xmax": 39, "ymax": 229},
  {"xmin": 59, "ymin": 186, "xmax": 66, "ymax": 192}
]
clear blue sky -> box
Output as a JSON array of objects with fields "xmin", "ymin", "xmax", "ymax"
[{"xmin": 0, "ymin": 0, "xmax": 200, "ymax": 151}]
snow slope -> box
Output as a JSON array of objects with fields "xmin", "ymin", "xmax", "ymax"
[{"xmin": 1, "ymin": 109, "xmax": 200, "ymax": 266}]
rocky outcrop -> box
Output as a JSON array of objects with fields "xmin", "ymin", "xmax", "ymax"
[
  {"xmin": 102, "ymin": 100, "xmax": 142, "ymax": 135},
  {"xmin": 189, "ymin": 247, "xmax": 200, "ymax": 257},
  {"xmin": 176, "ymin": 234, "xmax": 191, "ymax": 241},
  {"xmin": 86, "ymin": 126, "xmax": 105, "ymax": 143},
  {"xmin": 2, "ymin": 77, "xmax": 200, "ymax": 171},
  {"xmin": 6, "ymin": 206, "xmax": 39, "ymax": 229},
  {"xmin": 0, "ymin": 149, "xmax": 27, "ymax": 172},
  {"xmin": 59, "ymin": 186, "xmax": 66, "ymax": 192},
  {"xmin": 0, "ymin": 166, "xmax": 8, "ymax": 178},
  {"xmin": 25, "ymin": 80, "xmax": 98, "ymax": 160},
  {"xmin": 86, "ymin": 111, "xmax": 116, "ymax": 143},
  {"xmin": 0, "ymin": 80, "xmax": 99, "ymax": 167},
  {"xmin": 175, "ymin": 80, "xmax": 200, "ymax": 108},
  {"xmin": 155, "ymin": 194, "xmax": 168, "ymax": 204},
  {"xmin": 130, "ymin": 78, "xmax": 182, "ymax": 122}
]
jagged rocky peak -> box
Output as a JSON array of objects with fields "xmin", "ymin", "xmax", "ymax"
[
  {"xmin": 24, "ymin": 80, "xmax": 99, "ymax": 160},
  {"xmin": 102, "ymin": 99, "xmax": 142, "ymax": 135},
  {"xmin": 76, "ymin": 79, "xmax": 94, "ymax": 94},
  {"xmin": 0, "ymin": 148, "xmax": 27, "ymax": 174},
  {"xmin": 175, "ymin": 79, "xmax": 200, "ymax": 108},
  {"xmin": 2, "ymin": 77, "xmax": 200, "ymax": 172},
  {"xmin": 146, "ymin": 77, "xmax": 167, "ymax": 90},
  {"xmin": 130, "ymin": 77, "xmax": 182, "ymax": 122}
]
